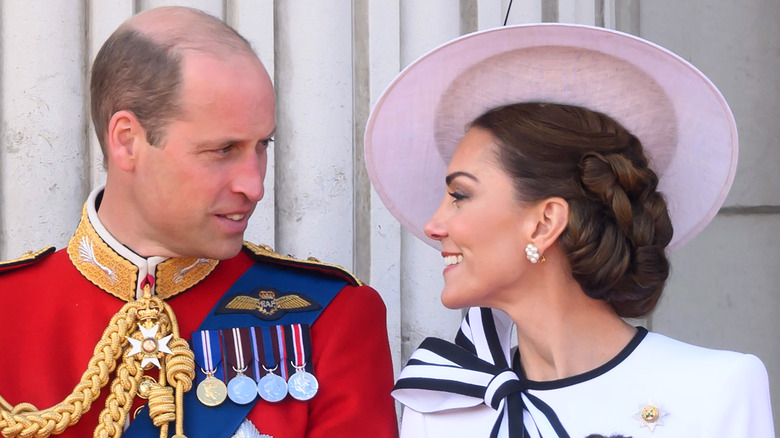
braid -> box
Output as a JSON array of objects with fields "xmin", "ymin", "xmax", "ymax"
[
  {"xmin": 472, "ymin": 102, "xmax": 674, "ymax": 317},
  {"xmin": 565, "ymin": 151, "xmax": 672, "ymax": 317}
]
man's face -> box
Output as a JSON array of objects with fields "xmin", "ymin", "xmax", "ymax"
[{"xmin": 130, "ymin": 53, "xmax": 276, "ymax": 259}]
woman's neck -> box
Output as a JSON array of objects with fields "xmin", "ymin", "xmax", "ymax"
[{"xmin": 503, "ymin": 273, "xmax": 637, "ymax": 382}]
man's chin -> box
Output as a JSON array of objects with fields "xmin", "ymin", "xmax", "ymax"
[
  {"xmin": 208, "ymin": 239, "xmax": 245, "ymax": 260},
  {"xmin": 177, "ymin": 237, "xmax": 245, "ymax": 261}
]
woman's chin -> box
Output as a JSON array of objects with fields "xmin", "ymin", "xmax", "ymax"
[{"xmin": 440, "ymin": 291, "xmax": 470, "ymax": 310}]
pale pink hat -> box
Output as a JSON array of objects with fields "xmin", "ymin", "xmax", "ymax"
[{"xmin": 364, "ymin": 23, "xmax": 737, "ymax": 251}]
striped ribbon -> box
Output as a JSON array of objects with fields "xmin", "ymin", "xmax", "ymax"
[
  {"xmin": 392, "ymin": 307, "xmax": 570, "ymax": 438},
  {"xmin": 193, "ymin": 329, "xmax": 224, "ymax": 381}
]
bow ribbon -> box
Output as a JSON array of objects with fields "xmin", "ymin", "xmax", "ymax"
[{"xmin": 392, "ymin": 307, "xmax": 569, "ymax": 438}]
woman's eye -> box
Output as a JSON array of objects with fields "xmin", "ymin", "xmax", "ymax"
[
  {"xmin": 260, "ymin": 137, "xmax": 275, "ymax": 147},
  {"xmin": 448, "ymin": 191, "xmax": 467, "ymax": 202}
]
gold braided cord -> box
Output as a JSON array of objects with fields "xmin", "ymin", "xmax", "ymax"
[
  {"xmin": 92, "ymin": 359, "xmax": 143, "ymax": 438},
  {"xmin": 152, "ymin": 336, "xmax": 172, "ymax": 438},
  {"xmin": 164, "ymin": 337, "xmax": 195, "ymax": 438},
  {"xmin": 0, "ymin": 296, "xmax": 195, "ymax": 438},
  {"xmin": 0, "ymin": 301, "xmax": 141, "ymax": 438},
  {"xmin": 0, "ymin": 396, "xmax": 13, "ymax": 414}
]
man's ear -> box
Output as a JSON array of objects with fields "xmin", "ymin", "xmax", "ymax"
[
  {"xmin": 106, "ymin": 110, "xmax": 144, "ymax": 172},
  {"xmin": 528, "ymin": 197, "xmax": 569, "ymax": 253}
]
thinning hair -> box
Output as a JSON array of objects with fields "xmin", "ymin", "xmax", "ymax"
[{"xmin": 90, "ymin": 7, "xmax": 257, "ymax": 161}]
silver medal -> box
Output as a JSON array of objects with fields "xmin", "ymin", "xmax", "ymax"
[
  {"xmin": 227, "ymin": 368, "xmax": 257, "ymax": 405},
  {"xmin": 257, "ymin": 371, "xmax": 288, "ymax": 402},
  {"xmin": 287, "ymin": 368, "xmax": 319, "ymax": 401}
]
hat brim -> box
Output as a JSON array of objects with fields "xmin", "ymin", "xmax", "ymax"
[{"xmin": 365, "ymin": 23, "xmax": 737, "ymax": 251}]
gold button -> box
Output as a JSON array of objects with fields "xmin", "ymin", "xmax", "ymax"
[{"xmin": 137, "ymin": 375, "xmax": 157, "ymax": 399}]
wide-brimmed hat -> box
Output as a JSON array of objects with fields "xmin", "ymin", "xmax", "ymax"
[{"xmin": 364, "ymin": 23, "xmax": 737, "ymax": 251}]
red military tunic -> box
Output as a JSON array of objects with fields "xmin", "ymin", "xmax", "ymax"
[{"xmin": 0, "ymin": 190, "xmax": 398, "ymax": 438}]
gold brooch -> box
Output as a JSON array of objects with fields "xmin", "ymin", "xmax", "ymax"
[{"xmin": 634, "ymin": 401, "xmax": 667, "ymax": 432}]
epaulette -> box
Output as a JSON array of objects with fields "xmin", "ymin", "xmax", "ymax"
[
  {"xmin": 0, "ymin": 246, "xmax": 56, "ymax": 276},
  {"xmin": 242, "ymin": 241, "xmax": 362, "ymax": 286}
]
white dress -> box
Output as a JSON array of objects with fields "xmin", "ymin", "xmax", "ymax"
[{"xmin": 394, "ymin": 308, "xmax": 774, "ymax": 438}]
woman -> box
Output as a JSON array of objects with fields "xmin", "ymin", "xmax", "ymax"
[{"xmin": 364, "ymin": 24, "xmax": 774, "ymax": 437}]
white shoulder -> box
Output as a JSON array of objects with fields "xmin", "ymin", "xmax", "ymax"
[
  {"xmin": 641, "ymin": 332, "xmax": 774, "ymax": 437},
  {"xmin": 643, "ymin": 332, "xmax": 761, "ymax": 367},
  {"xmin": 711, "ymin": 352, "xmax": 774, "ymax": 437}
]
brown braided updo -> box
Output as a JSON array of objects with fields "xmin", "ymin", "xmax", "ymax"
[{"xmin": 471, "ymin": 102, "xmax": 673, "ymax": 318}]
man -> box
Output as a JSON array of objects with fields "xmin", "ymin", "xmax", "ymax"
[{"xmin": 0, "ymin": 7, "xmax": 397, "ymax": 438}]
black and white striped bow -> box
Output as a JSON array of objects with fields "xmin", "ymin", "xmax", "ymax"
[{"xmin": 393, "ymin": 307, "xmax": 569, "ymax": 438}]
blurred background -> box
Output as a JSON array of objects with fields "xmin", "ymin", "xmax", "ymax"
[{"xmin": 0, "ymin": 0, "xmax": 777, "ymax": 431}]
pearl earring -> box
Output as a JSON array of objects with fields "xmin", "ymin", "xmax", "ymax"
[{"xmin": 525, "ymin": 243, "xmax": 546, "ymax": 264}]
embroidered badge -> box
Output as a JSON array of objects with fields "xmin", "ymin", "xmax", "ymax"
[
  {"xmin": 217, "ymin": 287, "xmax": 321, "ymax": 321},
  {"xmin": 634, "ymin": 400, "xmax": 667, "ymax": 432},
  {"xmin": 78, "ymin": 236, "xmax": 119, "ymax": 283}
]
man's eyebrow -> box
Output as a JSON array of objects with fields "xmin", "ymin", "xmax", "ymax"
[
  {"xmin": 445, "ymin": 171, "xmax": 478, "ymax": 186},
  {"xmin": 194, "ymin": 139, "xmax": 235, "ymax": 150},
  {"xmin": 194, "ymin": 131, "xmax": 276, "ymax": 150}
]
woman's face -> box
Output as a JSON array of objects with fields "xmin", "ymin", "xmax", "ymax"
[{"xmin": 424, "ymin": 127, "xmax": 536, "ymax": 310}]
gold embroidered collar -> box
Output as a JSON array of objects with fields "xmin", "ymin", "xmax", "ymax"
[{"xmin": 67, "ymin": 187, "xmax": 219, "ymax": 302}]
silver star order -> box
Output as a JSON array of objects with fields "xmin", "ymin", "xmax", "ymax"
[
  {"xmin": 230, "ymin": 419, "xmax": 273, "ymax": 438},
  {"xmin": 126, "ymin": 323, "xmax": 173, "ymax": 368},
  {"xmin": 634, "ymin": 400, "xmax": 667, "ymax": 432}
]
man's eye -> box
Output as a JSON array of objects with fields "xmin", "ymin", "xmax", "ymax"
[
  {"xmin": 216, "ymin": 144, "xmax": 234, "ymax": 155},
  {"xmin": 260, "ymin": 137, "xmax": 275, "ymax": 147}
]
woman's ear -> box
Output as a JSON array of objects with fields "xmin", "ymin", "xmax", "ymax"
[
  {"xmin": 105, "ymin": 110, "xmax": 144, "ymax": 172},
  {"xmin": 529, "ymin": 197, "xmax": 569, "ymax": 253}
]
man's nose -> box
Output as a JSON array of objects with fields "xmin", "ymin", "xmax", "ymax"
[{"xmin": 233, "ymin": 150, "xmax": 267, "ymax": 202}]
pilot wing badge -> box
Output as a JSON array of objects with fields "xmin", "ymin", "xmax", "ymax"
[{"xmin": 217, "ymin": 287, "xmax": 322, "ymax": 321}]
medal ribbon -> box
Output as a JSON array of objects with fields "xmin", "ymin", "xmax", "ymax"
[
  {"xmin": 285, "ymin": 324, "xmax": 314, "ymax": 373},
  {"xmin": 221, "ymin": 327, "xmax": 254, "ymax": 380},
  {"xmin": 275, "ymin": 325, "xmax": 290, "ymax": 379},
  {"xmin": 292, "ymin": 324, "xmax": 304, "ymax": 367},
  {"xmin": 255, "ymin": 326, "xmax": 284, "ymax": 376},
  {"xmin": 192, "ymin": 329, "xmax": 224, "ymax": 382},
  {"xmin": 249, "ymin": 327, "xmax": 263, "ymax": 380}
]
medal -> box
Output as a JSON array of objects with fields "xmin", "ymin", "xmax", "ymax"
[
  {"xmin": 197, "ymin": 369, "xmax": 228, "ymax": 406},
  {"xmin": 228, "ymin": 366, "xmax": 258, "ymax": 405},
  {"xmin": 257, "ymin": 365, "xmax": 288, "ymax": 402},
  {"xmin": 193, "ymin": 329, "xmax": 227, "ymax": 406},
  {"xmin": 224, "ymin": 327, "xmax": 257, "ymax": 405},
  {"xmin": 252, "ymin": 326, "xmax": 288, "ymax": 402},
  {"xmin": 287, "ymin": 365, "xmax": 319, "ymax": 401},
  {"xmin": 286, "ymin": 324, "xmax": 318, "ymax": 401}
]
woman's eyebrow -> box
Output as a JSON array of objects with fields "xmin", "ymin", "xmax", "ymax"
[{"xmin": 445, "ymin": 171, "xmax": 478, "ymax": 186}]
